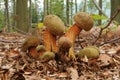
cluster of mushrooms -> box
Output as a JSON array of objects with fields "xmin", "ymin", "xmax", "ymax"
[{"xmin": 21, "ymin": 12, "xmax": 100, "ymax": 62}]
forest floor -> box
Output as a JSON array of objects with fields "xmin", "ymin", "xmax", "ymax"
[{"xmin": 0, "ymin": 28, "xmax": 120, "ymax": 80}]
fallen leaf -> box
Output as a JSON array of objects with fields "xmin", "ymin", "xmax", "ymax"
[
  {"xmin": 67, "ymin": 67, "xmax": 79, "ymax": 80},
  {"xmin": 24, "ymin": 71, "xmax": 32, "ymax": 75},
  {"xmin": 6, "ymin": 49, "xmax": 20, "ymax": 58},
  {"xmin": 97, "ymin": 54, "xmax": 113, "ymax": 67},
  {"xmin": 58, "ymin": 72, "xmax": 68, "ymax": 78}
]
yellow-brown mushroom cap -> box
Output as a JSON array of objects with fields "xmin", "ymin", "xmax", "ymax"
[
  {"xmin": 43, "ymin": 15, "xmax": 65, "ymax": 36},
  {"xmin": 78, "ymin": 46, "xmax": 100, "ymax": 59},
  {"xmin": 58, "ymin": 36, "xmax": 72, "ymax": 52},
  {"xmin": 21, "ymin": 36, "xmax": 41, "ymax": 52},
  {"xmin": 73, "ymin": 12, "xmax": 94, "ymax": 31}
]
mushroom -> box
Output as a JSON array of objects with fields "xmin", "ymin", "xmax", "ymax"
[
  {"xmin": 58, "ymin": 12, "xmax": 94, "ymax": 60},
  {"xmin": 21, "ymin": 36, "xmax": 44, "ymax": 59},
  {"xmin": 74, "ymin": 12, "xmax": 94, "ymax": 31},
  {"xmin": 43, "ymin": 15, "xmax": 65, "ymax": 53},
  {"xmin": 77, "ymin": 46, "xmax": 100, "ymax": 59},
  {"xmin": 21, "ymin": 36, "xmax": 41, "ymax": 52},
  {"xmin": 43, "ymin": 15, "xmax": 65, "ymax": 36},
  {"xmin": 40, "ymin": 52, "xmax": 55, "ymax": 61}
]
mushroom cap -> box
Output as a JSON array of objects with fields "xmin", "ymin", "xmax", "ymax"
[
  {"xmin": 36, "ymin": 45, "xmax": 46, "ymax": 52},
  {"xmin": 21, "ymin": 36, "xmax": 41, "ymax": 52},
  {"xmin": 78, "ymin": 46, "xmax": 100, "ymax": 59},
  {"xmin": 58, "ymin": 36, "xmax": 72, "ymax": 52},
  {"xmin": 40, "ymin": 52, "xmax": 55, "ymax": 60},
  {"xmin": 73, "ymin": 12, "xmax": 94, "ymax": 31},
  {"xmin": 43, "ymin": 15, "xmax": 65, "ymax": 36}
]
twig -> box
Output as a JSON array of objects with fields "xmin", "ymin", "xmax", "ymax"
[
  {"xmin": 77, "ymin": 35, "xmax": 84, "ymax": 49},
  {"xmin": 93, "ymin": 8, "xmax": 120, "ymax": 45},
  {"xmin": 98, "ymin": 37, "xmax": 120, "ymax": 46},
  {"xmin": 13, "ymin": 26, "xmax": 30, "ymax": 35},
  {"xmin": 0, "ymin": 38, "xmax": 23, "ymax": 43},
  {"xmin": 92, "ymin": 0, "xmax": 108, "ymax": 17}
]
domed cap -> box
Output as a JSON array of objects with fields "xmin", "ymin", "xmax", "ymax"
[
  {"xmin": 73, "ymin": 12, "xmax": 94, "ymax": 31},
  {"xmin": 43, "ymin": 15, "xmax": 65, "ymax": 36}
]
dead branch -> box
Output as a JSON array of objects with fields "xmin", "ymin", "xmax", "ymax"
[
  {"xmin": 13, "ymin": 26, "xmax": 30, "ymax": 35},
  {"xmin": 98, "ymin": 37, "xmax": 120, "ymax": 46},
  {"xmin": 0, "ymin": 38, "xmax": 23, "ymax": 43},
  {"xmin": 93, "ymin": 8, "xmax": 120, "ymax": 45},
  {"xmin": 92, "ymin": 0, "xmax": 108, "ymax": 17}
]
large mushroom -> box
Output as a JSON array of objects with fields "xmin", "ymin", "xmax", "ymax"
[
  {"xmin": 43, "ymin": 15, "xmax": 65, "ymax": 53},
  {"xmin": 58, "ymin": 12, "xmax": 94, "ymax": 60},
  {"xmin": 21, "ymin": 15, "xmax": 65, "ymax": 60}
]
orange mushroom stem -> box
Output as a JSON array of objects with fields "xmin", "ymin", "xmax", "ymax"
[
  {"xmin": 43, "ymin": 28, "xmax": 58, "ymax": 53},
  {"xmin": 43, "ymin": 15, "xmax": 65, "ymax": 53},
  {"xmin": 64, "ymin": 24, "xmax": 82, "ymax": 43}
]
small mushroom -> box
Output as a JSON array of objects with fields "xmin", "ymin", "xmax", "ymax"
[
  {"xmin": 40, "ymin": 52, "xmax": 55, "ymax": 61},
  {"xmin": 58, "ymin": 36, "xmax": 72, "ymax": 52},
  {"xmin": 77, "ymin": 46, "xmax": 100, "ymax": 59},
  {"xmin": 36, "ymin": 45, "xmax": 46, "ymax": 52}
]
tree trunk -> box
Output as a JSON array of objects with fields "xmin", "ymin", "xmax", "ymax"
[
  {"xmin": 75, "ymin": 0, "xmax": 77, "ymax": 13},
  {"xmin": 12, "ymin": 0, "xmax": 16, "ymax": 27},
  {"xmin": 47, "ymin": 0, "xmax": 49, "ymax": 15},
  {"xmin": 35, "ymin": 0, "xmax": 38, "ymax": 23},
  {"xmin": 4, "ymin": 0, "xmax": 10, "ymax": 32},
  {"xmin": 98, "ymin": 0, "xmax": 102, "ymax": 25},
  {"xmin": 50, "ymin": 0, "xmax": 52, "ymax": 14},
  {"xmin": 111, "ymin": 0, "xmax": 120, "ymax": 24},
  {"xmin": 66, "ymin": 0, "xmax": 69, "ymax": 26},
  {"xmin": 44, "ymin": 0, "xmax": 47, "ymax": 17},
  {"xmin": 70, "ymin": 0, "xmax": 73, "ymax": 25},
  {"xmin": 16, "ymin": 0, "xmax": 29, "ymax": 32},
  {"xmin": 28, "ymin": 0, "xmax": 32, "ymax": 32},
  {"xmin": 83, "ymin": 0, "xmax": 86, "ymax": 12}
]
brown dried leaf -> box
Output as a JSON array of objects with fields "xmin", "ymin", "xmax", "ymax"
[
  {"xmin": 6, "ymin": 49, "xmax": 20, "ymax": 58},
  {"xmin": 67, "ymin": 67, "xmax": 79, "ymax": 80},
  {"xmin": 58, "ymin": 72, "xmax": 68, "ymax": 78},
  {"xmin": 97, "ymin": 54, "xmax": 113, "ymax": 67}
]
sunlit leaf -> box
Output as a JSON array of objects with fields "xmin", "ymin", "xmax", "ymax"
[
  {"xmin": 91, "ymin": 14, "xmax": 108, "ymax": 20},
  {"xmin": 37, "ymin": 23, "xmax": 44, "ymax": 28}
]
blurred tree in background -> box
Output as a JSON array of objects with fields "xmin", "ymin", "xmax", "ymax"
[
  {"xmin": 0, "ymin": 0, "xmax": 118, "ymax": 33},
  {"xmin": 111, "ymin": 0, "xmax": 120, "ymax": 24}
]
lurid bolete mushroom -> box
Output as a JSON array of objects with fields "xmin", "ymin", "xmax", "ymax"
[
  {"xmin": 43, "ymin": 15, "xmax": 65, "ymax": 36},
  {"xmin": 21, "ymin": 15, "xmax": 65, "ymax": 60},
  {"xmin": 21, "ymin": 36, "xmax": 44, "ymax": 59},
  {"xmin": 77, "ymin": 46, "xmax": 100, "ymax": 59},
  {"xmin": 21, "ymin": 36, "xmax": 54, "ymax": 60},
  {"xmin": 58, "ymin": 12, "xmax": 94, "ymax": 60},
  {"xmin": 43, "ymin": 15, "xmax": 65, "ymax": 53},
  {"xmin": 40, "ymin": 52, "xmax": 55, "ymax": 61}
]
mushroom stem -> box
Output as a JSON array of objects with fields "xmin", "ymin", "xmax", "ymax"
[
  {"xmin": 58, "ymin": 24, "xmax": 82, "ymax": 60},
  {"xmin": 64, "ymin": 24, "xmax": 82, "ymax": 43},
  {"xmin": 43, "ymin": 28, "xmax": 58, "ymax": 53}
]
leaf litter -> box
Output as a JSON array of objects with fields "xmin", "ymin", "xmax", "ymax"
[{"xmin": 0, "ymin": 31, "xmax": 120, "ymax": 80}]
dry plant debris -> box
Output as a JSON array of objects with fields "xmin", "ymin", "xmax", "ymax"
[{"xmin": 0, "ymin": 30, "xmax": 120, "ymax": 80}]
